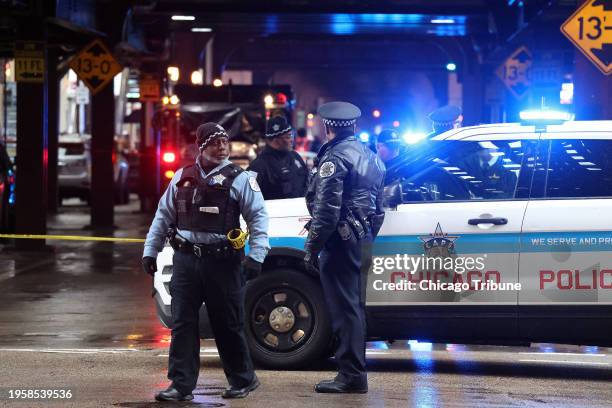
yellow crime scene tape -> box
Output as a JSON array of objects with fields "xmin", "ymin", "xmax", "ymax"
[{"xmin": 0, "ymin": 234, "xmax": 145, "ymax": 243}]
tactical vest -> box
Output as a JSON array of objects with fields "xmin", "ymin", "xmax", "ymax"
[{"xmin": 176, "ymin": 163, "xmax": 242, "ymax": 234}]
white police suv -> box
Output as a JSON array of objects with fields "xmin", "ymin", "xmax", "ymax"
[{"xmin": 154, "ymin": 114, "xmax": 612, "ymax": 368}]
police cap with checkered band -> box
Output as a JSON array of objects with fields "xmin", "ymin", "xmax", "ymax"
[{"xmin": 317, "ymin": 101, "xmax": 361, "ymax": 128}]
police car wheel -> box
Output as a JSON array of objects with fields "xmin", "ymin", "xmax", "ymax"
[{"xmin": 245, "ymin": 268, "xmax": 331, "ymax": 369}]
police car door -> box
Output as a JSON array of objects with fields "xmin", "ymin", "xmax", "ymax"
[
  {"xmin": 367, "ymin": 127, "xmax": 537, "ymax": 339},
  {"xmin": 519, "ymin": 124, "xmax": 612, "ymax": 343}
]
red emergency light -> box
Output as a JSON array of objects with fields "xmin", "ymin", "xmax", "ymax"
[{"xmin": 162, "ymin": 151, "xmax": 176, "ymax": 163}]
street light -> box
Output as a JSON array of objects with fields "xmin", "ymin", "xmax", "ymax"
[
  {"xmin": 264, "ymin": 94, "xmax": 274, "ymax": 107},
  {"xmin": 190, "ymin": 70, "xmax": 203, "ymax": 85},
  {"xmin": 446, "ymin": 62, "xmax": 457, "ymax": 71},
  {"xmin": 167, "ymin": 66, "xmax": 179, "ymax": 82}
]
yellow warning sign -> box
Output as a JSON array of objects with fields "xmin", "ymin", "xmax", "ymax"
[
  {"xmin": 14, "ymin": 42, "xmax": 45, "ymax": 83},
  {"xmin": 561, "ymin": 0, "xmax": 612, "ymax": 75},
  {"xmin": 69, "ymin": 39, "xmax": 123, "ymax": 95},
  {"xmin": 495, "ymin": 46, "xmax": 533, "ymax": 99}
]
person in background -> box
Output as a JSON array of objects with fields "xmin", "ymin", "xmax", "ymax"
[
  {"xmin": 426, "ymin": 105, "xmax": 463, "ymax": 138},
  {"xmin": 248, "ymin": 116, "xmax": 307, "ymax": 200},
  {"xmin": 376, "ymin": 129, "xmax": 406, "ymax": 185}
]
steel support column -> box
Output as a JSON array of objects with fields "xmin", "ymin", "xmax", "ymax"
[
  {"xmin": 47, "ymin": 48, "xmax": 59, "ymax": 213},
  {"xmin": 90, "ymin": 79, "xmax": 114, "ymax": 228},
  {"xmin": 15, "ymin": 22, "xmax": 47, "ymax": 249}
]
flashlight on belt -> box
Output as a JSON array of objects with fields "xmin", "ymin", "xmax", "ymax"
[{"xmin": 227, "ymin": 228, "xmax": 248, "ymax": 249}]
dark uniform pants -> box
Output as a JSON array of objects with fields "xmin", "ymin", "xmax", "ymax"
[
  {"xmin": 319, "ymin": 232, "xmax": 372, "ymax": 386},
  {"xmin": 168, "ymin": 251, "xmax": 254, "ymax": 394}
]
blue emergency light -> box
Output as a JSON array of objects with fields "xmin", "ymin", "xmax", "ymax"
[
  {"xmin": 402, "ymin": 132, "xmax": 426, "ymax": 145},
  {"xmin": 519, "ymin": 109, "xmax": 574, "ymax": 130},
  {"xmin": 359, "ymin": 131, "xmax": 370, "ymax": 143},
  {"xmin": 519, "ymin": 109, "xmax": 573, "ymax": 122}
]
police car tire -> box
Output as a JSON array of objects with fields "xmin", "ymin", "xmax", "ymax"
[{"xmin": 245, "ymin": 268, "xmax": 332, "ymax": 369}]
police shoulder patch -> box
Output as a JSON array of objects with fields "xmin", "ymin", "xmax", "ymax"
[
  {"xmin": 319, "ymin": 161, "xmax": 336, "ymax": 178},
  {"xmin": 249, "ymin": 176, "xmax": 261, "ymax": 192}
]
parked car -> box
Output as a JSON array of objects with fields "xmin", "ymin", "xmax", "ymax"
[
  {"xmin": 58, "ymin": 134, "xmax": 131, "ymax": 205},
  {"xmin": 58, "ymin": 134, "xmax": 91, "ymax": 204},
  {"xmin": 154, "ymin": 116, "xmax": 612, "ymax": 368}
]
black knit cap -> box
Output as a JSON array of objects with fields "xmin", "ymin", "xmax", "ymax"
[
  {"xmin": 265, "ymin": 116, "xmax": 293, "ymax": 138},
  {"xmin": 196, "ymin": 122, "xmax": 229, "ymax": 151}
]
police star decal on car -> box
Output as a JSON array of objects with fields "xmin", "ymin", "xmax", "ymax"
[
  {"xmin": 319, "ymin": 161, "xmax": 335, "ymax": 178},
  {"xmin": 249, "ymin": 176, "xmax": 261, "ymax": 191}
]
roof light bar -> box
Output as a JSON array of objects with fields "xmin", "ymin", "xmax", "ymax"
[{"xmin": 519, "ymin": 109, "xmax": 574, "ymax": 122}]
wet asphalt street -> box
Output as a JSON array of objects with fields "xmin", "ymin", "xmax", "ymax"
[{"xmin": 0, "ymin": 200, "xmax": 611, "ymax": 407}]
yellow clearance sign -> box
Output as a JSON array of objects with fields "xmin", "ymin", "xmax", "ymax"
[
  {"xmin": 14, "ymin": 41, "xmax": 45, "ymax": 83},
  {"xmin": 69, "ymin": 39, "xmax": 123, "ymax": 95},
  {"xmin": 561, "ymin": 0, "xmax": 612, "ymax": 75},
  {"xmin": 495, "ymin": 46, "xmax": 533, "ymax": 99}
]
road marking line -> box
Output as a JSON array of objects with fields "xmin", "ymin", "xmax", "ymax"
[
  {"xmin": 519, "ymin": 352, "xmax": 606, "ymax": 357},
  {"xmin": 0, "ymin": 348, "xmax": 140, "ymax": 354},
  {"xmin": 0, "ymin": 234, "xmax": 145, "ymax": 243},
  {"xmin": 519, "ymin": 359, "xmax": 610, "ymax": 366}
]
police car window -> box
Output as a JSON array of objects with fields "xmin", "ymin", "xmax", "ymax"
[
  {"xmin": 398, "ymin": 140, "xmax": 524, "ymax": 202},
  {"xmin": 541, "ymin": 140, "xmax": 612, "ymax": 198}
]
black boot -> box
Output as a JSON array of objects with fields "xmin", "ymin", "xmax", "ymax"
[
  {"xmin": 154, "ymin": 386, "xmax": 194, "ymax": 401},
  {"xmin": 222, "ymin": 376, "xmax": 260, "ymax": 399},
  {"xmin": 314, "ymin": 379, "xmax": 368, "ymax": 394}
]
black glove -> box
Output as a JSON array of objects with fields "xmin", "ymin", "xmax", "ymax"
[
  {"xmin": 242, "ymin": 257, "xmax": 262, "ymax": 280},
  {"xmin": 142, "ymin": 256, "xmax": 157, "ymax": 276},
  {"xmin": 304, "ymin": 251, "xmax": 320, "ymax": 274}
]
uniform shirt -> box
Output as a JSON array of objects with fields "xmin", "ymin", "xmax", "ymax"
[
  {"xmin": 247, "ymin": 146, "xmax": 307, "ymax": 200},
  {"xmin": 143, "ymin": 158, "xmax": 270, "ymax": 263}
]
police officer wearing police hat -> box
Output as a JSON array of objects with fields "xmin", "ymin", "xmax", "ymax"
[
  {"xmin": 304, "ymin": 101, "xmax": 386, "ymax": 393},
  {"xmin": 376, "ymin": 129, "xmax": 407, "ymax": 185},
  {"xmin": 248, "ymin": 115, "xmax": 307, "ymax": 200},
  {"xmin": 143, "ymin": 122, "xmax": 269, "ymax": 401},
  {"xmin": 427, "ymin": 105, "xmax": 463, "ymax": 137}
]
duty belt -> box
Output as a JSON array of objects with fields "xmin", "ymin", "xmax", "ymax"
[{"xmin": 169, "ymin": 234, "xmax": 236, "ymax": 259}]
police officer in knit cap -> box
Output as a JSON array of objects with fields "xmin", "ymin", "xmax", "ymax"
[
  {"xmin": 248, "ymin": 115, "xmax": 307, "ymax": 200},
  {"xmin": 305, "ymin": 102, "xmax": 386, "ymax": 394},
  {"xmin": 427, "ymin": 105, "xmax": 463, "ymax": 137},
  {"xmin": 143, "ymin": 122, "xmax": 269, "ymax": 401}
]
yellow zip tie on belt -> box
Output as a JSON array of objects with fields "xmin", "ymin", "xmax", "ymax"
[{"xmin": 0, "ymin": 234, "xmax": 145, "ymax": 243}]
